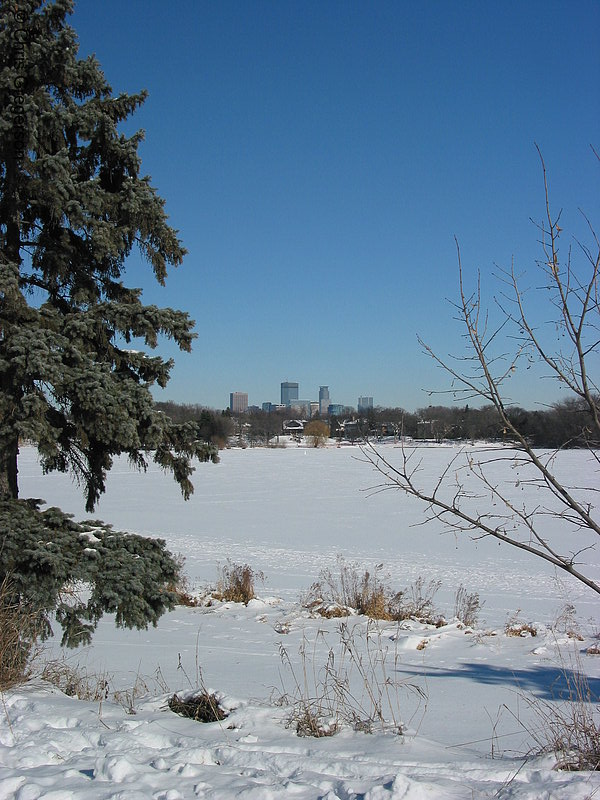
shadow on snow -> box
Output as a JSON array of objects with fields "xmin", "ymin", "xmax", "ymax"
[{"xmin": 395, "ymin": 660, "xmax": 600, "ymax": 702}]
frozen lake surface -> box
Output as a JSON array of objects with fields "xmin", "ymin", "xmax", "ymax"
[{"xmin": 18, "ymin": 441, "xmax": 600, "ymax": 623}]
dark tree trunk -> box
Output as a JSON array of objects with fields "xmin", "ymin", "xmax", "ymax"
[
  {"xmin": 0, "ymin": 435, "xmax": 18, "ymax": 500},
  {"xmin": 0, "ymin": 123, "xmax": 22, "ymax": 502}
]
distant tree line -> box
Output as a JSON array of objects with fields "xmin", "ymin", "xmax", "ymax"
[
  {"xmin": 156, "ymin": 397, "xmax": 597, "ymax": 450},
  {"xmin": 331, "ymin": 397, "xmax": 598, "ymax": 448},
  {"xmin": 154, "ymin": 403, "xmax": 234, "ymax": 448}
]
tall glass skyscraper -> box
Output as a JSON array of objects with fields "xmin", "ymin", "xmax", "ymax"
[
  {"xmin": 319, "ymin": 386, "xmax": 330, "ymax": 415},
  {"xmin": 281, "ymin": 381, "xmax": 299, "ymax": 406}
]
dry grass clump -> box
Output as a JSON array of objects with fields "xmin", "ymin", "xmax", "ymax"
[
  {"xmin": 168, "ymin": 691, "xmax": 228, "ymax": 722},
  {"xmin": 398, "ymin": 576, "xmax": 442, "ymax": 624},
  {"xmin": 213, "ymin": 560, "xmax": 265, "ymax": 605},
  {"xmin": 552, "ymin": 602, "xmax": 584, "ymax": 641},
  {"xmin": 303, "ymin": 557, "xmax": 441, "ymax": 624},
  {"xmin": 304, "ymin": 599, "xmax": 354, "ymax": 619},
  {"xmin": 112, "ymin": 676, "xmax": 155, "ymax": 715},
  {"xmin": 40, "ymin": 659, "xmax": 111, "ymax": 701},
  {"xmin": 304, "ymin": 558, "xmax": 397, "ymax": 620},
  {"xmin": 40, "ymin": 657, "xmax": 171, "ymax": 715},
  {"xmin": 0, "ymin": 578, "xmax": 38, "ymax": 690},
  {"xmin": 505, "ymin": 611, "xmax": 537, "ymax": 638},
  {"xmin": 294, "ymin": 708, "xmax": 339, "ymax": 738},
  {"xmin": 277, "ymin": 622, "xmax": 416, "ymax": 737},
  {"xmin": 173, "ymin": 590, "xmax": 200, "ymax": 608},
  {"xmin": 454, "ymin": 584, "xmax": 483, "ymax": 627},
  {"xmin": 505, "ymin": 623, "xmax": 538, "ymax": 638}
]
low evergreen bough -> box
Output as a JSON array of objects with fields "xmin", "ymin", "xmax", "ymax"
[{"xmin": 0, "ymin": 499, "xmax": 182, "ymax": 648}]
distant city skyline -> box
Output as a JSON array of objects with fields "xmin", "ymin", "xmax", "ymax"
[{"xmin": 228, "ymin": 382, "xmax": 366, "ymax": 414}]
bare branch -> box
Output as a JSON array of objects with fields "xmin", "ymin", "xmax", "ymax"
[{"xmin": 365, "ymin": 151, "xmax": 600, "ymax": 596}]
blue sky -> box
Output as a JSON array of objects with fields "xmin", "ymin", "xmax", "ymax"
[{"xmin": 71, "ymin": 0, "xmax": 599, "ymax": 412}]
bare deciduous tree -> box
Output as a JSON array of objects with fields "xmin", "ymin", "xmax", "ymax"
[{"xmin": 362, "ymin": 148, "xmax": 600, "ymax": 595}]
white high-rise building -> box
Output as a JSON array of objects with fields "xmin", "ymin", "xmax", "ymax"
[
  {"xmin": 230, "ymin": 392, "xmax": 248, "ymax": 413},
  {"xmin": 358, "ymin": 396, "xmax": 373, "ymax": 411}
]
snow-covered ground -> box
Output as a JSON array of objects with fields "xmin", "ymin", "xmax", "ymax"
[{"xmin": 2, "ymin": 442, "xmax": 599, "ymax": 799}]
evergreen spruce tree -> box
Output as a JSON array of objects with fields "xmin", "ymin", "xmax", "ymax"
[{"xmin": 0, "ymin": 0, "xmax": 217, "ymax": 645}]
